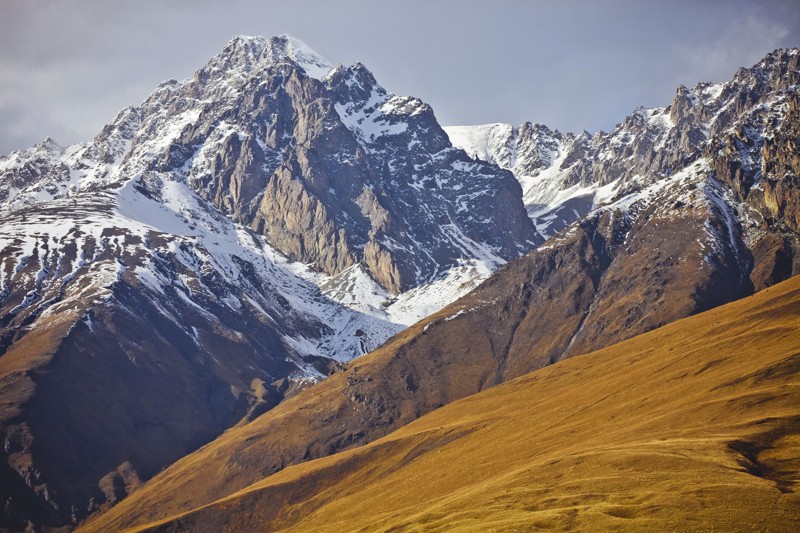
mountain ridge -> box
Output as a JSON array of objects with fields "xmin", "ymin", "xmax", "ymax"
[
  {"xmin": 446, "ymin": 48, "xmax": 800, "ymax": 241},
  {"xmin": 86, "ymin": 264, "xmax": 800, "ymax": 533},
  {"xmin": 71, "ymin": 46, "xmax": 800, "ymax": 531},
  {"xmin": 1, "ymin": 41, "xmax": 799, "ymax": 531},
  {"xmin": 0, "ymin": 34, "xmax": 537, "ymax": 530}
]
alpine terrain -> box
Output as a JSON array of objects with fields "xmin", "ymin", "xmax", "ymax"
[
  {"xmin": 1, "ymin": 34, "xmax": 799, "ymax": 532},
  {"xmin": 79, "ymin": 47, "xmax": 800, "ymax": 531},
  {"xmin": 89, "ymin": 272, "xmax": 800, "ymax": 533},
  {"xmin": 0, "ymin": 35, "xmax": 537, "ymax": 530}
]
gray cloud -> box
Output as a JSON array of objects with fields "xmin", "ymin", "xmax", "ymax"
[{"xmin": 1, "ymin": 0, "xmax": 798, "ymax": 153}]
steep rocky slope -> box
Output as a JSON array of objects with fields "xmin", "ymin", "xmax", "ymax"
[
  {"xmin": 80, "ymin": 49, "xmax": 800, "ymax": 529},
  {"xmin": 1, "ymin": 35, "xmax": 537, "ymax": 294},
  {"xmin": 446, "ymin": 49, "xmax": 800, "ymax": 243},
  {"xmin": 0, "ymin": 35, "xmax": 537, "ymax": 530},
  {"xmin": 92, "ymin": 274, "xmax": 800, "ymax": 533}
]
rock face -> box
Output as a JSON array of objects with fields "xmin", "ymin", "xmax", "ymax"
[
  {"xmin": 760, "ymin": 95, "xmax": 800, "ymax": 233},
  {"xmin": 84, "ymin": 49, "xmax": 800, "ymax": 530},
  {"xmin": 0, "ymin": 35, "xmax": 538, "ymax": 530},
  {"xmin": 446, "ymin": 49, "xmax": 800, "ymax": 243},
  {"xmin": 132, "ymin": 35, "xmax": 537, "ymax": 293}
]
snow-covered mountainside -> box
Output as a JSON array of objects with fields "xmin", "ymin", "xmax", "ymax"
[
  {"xmin": 1, "ymin": 35, "xmax": 536, "ymax": 294},
  {"xmin": 95, "ymin": 51, "xmax": 800, "ymax": 531},
  {"xmin": 0, "ymin": 35, "xmax": 536, "ymax": 529},
  {"xmin": 445, "ymin": 49, "xmax": 800, "ymax": 240},
  {"xmin": 2, "ymin": 37, "xmax": 799, "ymax": 531},
  {"xmin": 0, "ymin": 35, "xmax": 536, "ymax": 367}
]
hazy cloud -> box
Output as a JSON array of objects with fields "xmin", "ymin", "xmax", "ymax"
[{"xmin": 1, "ymin": 0, "xmax": 798, "ymax": 153}]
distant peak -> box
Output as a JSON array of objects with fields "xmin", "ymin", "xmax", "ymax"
[
  {"xmin": 214, "ymin": 34, "xmax": 333, "ymax": 80},
  {"xmin": 263, "ymin": 35, "xmax": 334, "ymax": 79},
  {"xmin": 36, "ymin": 137, "xmax": 62, "ymax": 151}
]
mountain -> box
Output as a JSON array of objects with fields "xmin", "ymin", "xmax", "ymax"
[
  {"xmin": 445, "ymin": 48, "xmax": 800, "ymax": 245},
  {"xmin": 85, "ymin": 273, "xmax": 800, "ymax": 533},
  {"xmin": 75, "ymin": 48, "xmax": 800, "ymax": 530},
  {"xmin": 0, "ymin": 35, "xmax": 537, "ymax": 530},
  {"xmin": 1, "ymin": 35, "xmax": 537, "ymax": 294}
]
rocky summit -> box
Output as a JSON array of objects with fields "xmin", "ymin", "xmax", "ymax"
[
  {"xmin": 1, "ymin": 35, "xmax": 537, "ymax": 295},
  {"xmin": 1, "ymin": 35, "xmax": 799, "ymax": 532},
  {"xmin": 0, "ymin": 35, "xmax": 536, "ymax": 530},
  {"xmin": 74, "ymin": 48, "xmax": 800, "ymax": 533}
]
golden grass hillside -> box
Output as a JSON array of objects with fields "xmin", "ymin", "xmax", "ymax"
[
  {"xmin": 90, "ymin": 275, "xmax": 800, "ymax": 532},
  {"xmin": 79, "ymin": 213, "xmax": 749, "ymax": 533}
]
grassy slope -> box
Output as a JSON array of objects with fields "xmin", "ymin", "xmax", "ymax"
[{"xmin": 94, "ymin": 276, "xmax": 800, "ymax": 532}]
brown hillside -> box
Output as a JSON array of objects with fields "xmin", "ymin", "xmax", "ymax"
[
  {"xmin": 78, "ymin": 193, "xmax": 773, "ymax": 531},
  {"xmin": 7, "ymin": 48, "xmax": 800, "ymax": 530},
  {"xmin": 98, "ymin": 274, "xmax": 800, "ymax": 532}
]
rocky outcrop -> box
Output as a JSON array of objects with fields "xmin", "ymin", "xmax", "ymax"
[
  {"xmin": 703, "ymin": 51, "xmax": 800, "ymax": 290},
  {"xmin": 762, "ymin": 94, "xmax": 800, "ymax": 233},
  {"xmin": 447, "ymin": 49, "xmax": 800, "ymax": 241}
]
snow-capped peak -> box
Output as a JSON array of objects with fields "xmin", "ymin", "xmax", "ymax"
[
  {"xmin": 214, "ymin": 34, "xmax": 334, "ymax": 80},
  {"xmin": 263, "ymin": 34, "xmax": 334, "ymax": 79},
  {"xmin": 37, "ymin": 137, "xmax": 63, "ymax": 151}
]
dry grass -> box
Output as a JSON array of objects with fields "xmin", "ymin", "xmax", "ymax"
[{"xmin": 94, "ymin": 276, "xmax": 800, "ymax": 532}]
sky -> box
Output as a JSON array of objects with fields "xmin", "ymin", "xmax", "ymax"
[{"xmin": 1, "ymin": 0, "xmax": 798, "ymax": 154}]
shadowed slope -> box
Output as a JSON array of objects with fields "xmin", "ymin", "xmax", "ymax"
[
  {"xmin": 46, "ymin": 47, "xmax": 800, "ymax": 530},
  {"xmin": 0, "ymin": 35, "xmax": 538, "ymax": 528},
  {"xmin": 91, "ymin": 275, "xmax": 800, "ymax": 532},
  {"xmin": 75, "ymin": 180, "xmax": 775, "ymax": 531}
]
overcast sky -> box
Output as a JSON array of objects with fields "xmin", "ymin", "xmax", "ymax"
[{"xmin": 1, "ymin": 0, "xmax": 798, "ymax": 154}]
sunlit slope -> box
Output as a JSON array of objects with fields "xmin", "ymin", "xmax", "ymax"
[{"xmin": 118, "ymin": 276, "xmax": 800, "ymax": 532}]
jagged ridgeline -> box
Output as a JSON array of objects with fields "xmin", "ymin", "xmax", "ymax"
[
  {"xmin": 82, "ymin": 47, "xmax": 800, "ymax": 533},
  {"xmin": 0, "ymin": 35, "xmax": 536, "ymax": 530},
  {"xmin": 0, "ymin": 35, "xmax": 799, "ymax": 532}
]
